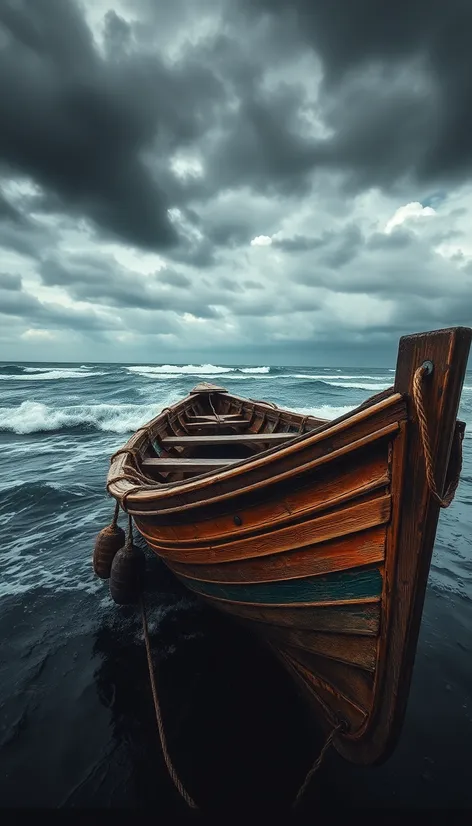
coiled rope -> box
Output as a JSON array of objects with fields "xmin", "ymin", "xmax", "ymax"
[
  {"xmin": 412, "ymin": 363, "xmax": 463, "ymax": 508},
  {"xmin": 140, "ymin": 594, "xmax": 198, "ymax": 810}
]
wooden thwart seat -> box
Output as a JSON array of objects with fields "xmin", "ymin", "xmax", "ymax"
[
  {"xmin": 160, "ymin": 434, "xmax": 297, "ymax": 447},
  {"xmin": 186, "ymin": 419, "xmax": 250, "ymax": 429},
  {"xmin": 142, "ymin": 457, "xmax": 239, "ymax": 474},
  {"xmin": 187, "ymin": 414, "xmax": 244, "ymax": 422}
]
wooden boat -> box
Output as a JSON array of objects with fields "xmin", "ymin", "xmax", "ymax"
[{"xmin": 105, "ymin": 327, "xmax": 471, "ymax": 765}]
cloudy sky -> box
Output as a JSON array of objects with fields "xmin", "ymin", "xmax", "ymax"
[{"xmin": 0, "ymin": 0, "xmax": 471, "ymax": 366}]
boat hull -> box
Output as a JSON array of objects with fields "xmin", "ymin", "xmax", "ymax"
[{"xmin": 107, "ymin": 327, "xmax": 471, "ymax": 765}]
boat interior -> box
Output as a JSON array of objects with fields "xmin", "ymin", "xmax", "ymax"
[{"xmin": 136, "ymin": 381, "xmax": 393, "ymax": 485}]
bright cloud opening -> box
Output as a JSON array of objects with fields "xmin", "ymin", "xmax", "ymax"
[{"xmin": 385, "ymin": 202, "xmax": 436, "ymax": 234}]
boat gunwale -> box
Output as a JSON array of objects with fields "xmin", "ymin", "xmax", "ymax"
[{"xmin": 107, "ymin": 389, "xmax": 401, "ymax": 506}]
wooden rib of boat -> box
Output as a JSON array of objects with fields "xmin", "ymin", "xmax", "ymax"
[{"xmin": 106, "ymin": 327, "xmax": 471, "ymax": 765}]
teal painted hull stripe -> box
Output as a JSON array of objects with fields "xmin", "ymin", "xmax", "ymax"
[{"xmin": 178, "ymin": 566, "xmax": 383, "ymax": 605}]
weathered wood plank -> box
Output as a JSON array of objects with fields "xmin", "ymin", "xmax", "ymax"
[
  {"xmin": 142, "ymin": 457, "xmax": 239, "ymax": 473},
  {"xmin": 280, "ymin": 651, "xmax": 368, "ymax": 732},
  {"xmin": 274, "ymin": 647, "xmax": 342, "ymax": 732},
  {"xmin": 186, "ymin": 414, "xmax": 244, "ymax": 421},
  {"xmin": 176, "ymin": 565, "xmax": 383, "ymax": 606},
  {"xmin": 212, "ymin": 600, "xmax": 381, "ymax": 636},
  {"xmin": 185, "ymin": 420, "xmax": 250, "ymax": 430},
  {"xmin": 145, "ymin": 447, "xmax": 389, "ymax": 543},
  {"xmin": 168, "ymin": 526, "xmax": 386, "ymax": 584},
  {"xmin": 258, "ymin": 625, "xmax": 378, "ymax": 671},
  {"xmin": 141, "ymin": 495, "xmax": 391, "ymax": 564},
  {"xmin": 160, "ymin": 433, "xmax": 297, "ymax": 446},
  {"xmin": 284, "ymin": 647, "xmax": 374, "ymax": 712},
  {"xmin": 190, "ymin": 382, "xmax": 228, "ymax": 394}
]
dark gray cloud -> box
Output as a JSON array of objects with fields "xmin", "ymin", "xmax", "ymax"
[
  {"xmin": 244, "ymin": 0, "xmax": 472, "ymax": 188},
  {"xmin": 2, "ymin": 0, "xmax": 472, "ymax": 255},
  {"xmin": 274, "ymin": 225, "xmax": 364, "ymax": 268},
  {"xmin": 0, "ymin": 0, "xmax": 471, "ymax": 361},
  {"xmin": 0, "ymin": 0, "xmax": 222, "ymax": 250},
  {"xmin": 157, "ymin": 269, "xmax": 191, "ymax": 289},
  {"xmin": 0, "ymin": 272, "xmax": 22, "ymax": 290},
  {"xmin": 0, "ymin": 271, "xmax": 120, "ymax": 332},
  {"xmin": 0, "ymin": 190, "xmax": 25, "ymax": 224},
  {"xmin": 39, "ymin": 253, "xmax": 221, "ymax": 318},
  {"xmin": 272, "ymin": 234, "xmax": 329, "ymax": 253}
]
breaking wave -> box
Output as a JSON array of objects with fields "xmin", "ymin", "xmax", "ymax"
[
  {"xmin": 0, "ymin": 369, "xmax": 101, "ymax": 381},
  {"xmin": 0, "ymin": 399, "xmax": 176, "ymax": 435},
  {"xmin": 239, "ymin": 367, "xmax": 270, "ymax": 374},
  {"xmin": 126, "ymin": 363, "xmax": 234, "ymax": 376},
  {"xmin": 321, "ymin": 380, "xmax": 390, "ymax": 391},
  {"xmin": 288, "ymin": 374, "xmax": 389, "ymax": 381},
  {"xmin": 126, "ymin": 363, "xmax": 271, "ymax": 377}
]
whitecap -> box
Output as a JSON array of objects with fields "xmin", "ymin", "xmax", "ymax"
[
  {"xmin": 126, "ymin": 363, "xmax": 234, "ymax": 375},
  {"xmin": 238, "ymin": 367, "xmax": 270, "ymax": 374},
  {"xmin": 0, "ymin": 396, "xmax": 180, "ymax": 435},
  {"xmin": 0, "ymin": 370, "xmax": 102, "ymax": 381}
]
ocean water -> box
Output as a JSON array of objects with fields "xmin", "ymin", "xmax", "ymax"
[{"xmin": 0, "ymin": 361, "xmax": 471, "ymax": 814}]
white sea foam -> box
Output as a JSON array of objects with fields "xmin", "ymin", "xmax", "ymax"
[
  {"xmin": 0, "ymin": 369, "xmax": 101, "ymax": 380},
  {"xmin": 322, "ymin": 381, "xmax": 390, "ymax": 391},
  {"xmin": 283, "ymin": 377, "xmax": 390, "ymax": 390},
  {"xmin": 23, "ymin": 365, "xmax": 93, "ymax": 373},
  {"xmin": 239, "ymin": 366, "xmax": 270, "ymax": 374},
  {"xmin": 126, "ymin": 363, "xmax": 234, "ymax": 376},
  {"xmin": 0, "ymin": 397, "xmax": 179, "ymax": 434},
  {"xmin": 291, "ymin": 374, "xmax": 389, "ymax": 381},
  {"xmin": 128, "ymin": 371, "xmax": 183, "ymax": 380}
]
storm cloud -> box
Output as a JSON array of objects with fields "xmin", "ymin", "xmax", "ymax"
[{"xmin": 0, "ymin": 0, "xmax": 471, "ymax": 363}]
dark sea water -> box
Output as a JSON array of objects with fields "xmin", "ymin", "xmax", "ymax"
[{"xmin": 0, "ymin": 362, "xmax": 471, "ymax": 815}]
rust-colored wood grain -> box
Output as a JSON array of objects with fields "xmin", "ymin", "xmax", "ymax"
[
  {"xmin": 167, "ymin": 526, "xmax": 386, "ymax": 584},
  {"xmin": 139, "ymin": 495, "xmax": 392, "ymax": 564},
  {"xmin": 139, "ymin": 447, "xmax": 389, "ymax": 543}
]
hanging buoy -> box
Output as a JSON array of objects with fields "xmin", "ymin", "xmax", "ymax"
[
  {"xmin": 93, "ymin": 501, "xmax": 125, "ymax": 579},
  {"xmin": 110, "ymin": 516, "xmax": 145, "ymax": 605}
]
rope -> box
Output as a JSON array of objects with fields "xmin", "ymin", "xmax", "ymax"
[
  {"xmin": 292, "ymin": 723, "xmax": 341, "ymax": 808},
  {"xmin": 110, "ymin": 447, "xmax": 140, "ymax": 463},
  {"xmin": 140, "ymin": 594, "xmax": 198, "ymax": 810},
  {"xmin": 111, "ymin": 499, "xmax": 120, "ymax": 528},
  {"xmin": 126, "ymin": 514, "xmax": 133, "ymax": 550},
  {"xmin": 135, "ymin": 426, "xmax": 150, "ymax": 437},
  {"xmin": 208, "ymin": 393, "xmax": 222, "ymax": 424},
  {"xmin": 121, "ymin": 484, "xmax": 148, "ymax": 511},
  {"xmin": 412, "ymin": 364, "xmax": 463, "ymax": 508},
  {"xmin": 106, "ymin": 472, "xmax": 149, "ymax": 493},
  {"xmin": 108, "ymin": 447, "xmax": 157, "ymax": 487}
]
